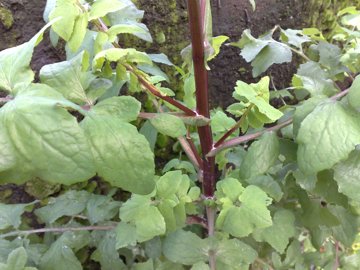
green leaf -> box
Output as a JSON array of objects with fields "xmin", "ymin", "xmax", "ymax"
[
  {"xmin": 246, "ymin": 175, "xmax": 283, "ymax": 202},
  {"xmin": 211, "ymin": 110, "xmax": 237, "ymax": 134},
  {"xmin": 67, "ymin": 12, "xmax": 89, "ymax": 52},
  {"xmin": 217, "ymin": 185, "xmax": 272, "ymax": 237},
  {"xmin": 216, "ymin": 238, "xmax": 257, "ymax": 266},
  {"xmin": 91, "ymin": 230, "xmax": 126, "ymax": 270},
  {"xmin": 293, "ymin": 96, "xmax": 325, "ymax": 137},
  {"xmin": 115, "ymin": 222, "xmax": 137, "ymax": 249},
  {"xmin": 297, "ymin": 101, "xmax": 360, "ymax": 175},
  {"xmin": 133, "ymin": 260, "xmax": 154, "ymax": 270},
  {"xmin": 280, "ymin": 29, "xmax": 310, "ymax": 48},
  {"xmin": 39, "ymin": 231, "xmax": 89, "ymax": 270},
  {"xmin": 163, "ymin": 230, "xmax": 208, "ymax": 265},
  {"xmin": 40, "ymin": 51, "xmax": 103, "ymax": 104},
  {"xmin": 191, "ymin": 262, "xmax": 210, "ymax": 270},
  {"xmin": 232, "ymin": 29, "xmax": 292, "ymax": 77},
  {"xmin": 89, "ymin": 0, "xmax": 128, "ymax": 20},
  {"xmin": 93, "ymin": 48, "xmax": 152, "ymax": 71},
  {"xmin": 86, "ymin": 194, "xmax": 121, "ymax": 224},
  {"xmin": 0, "ymin": 247, "xmax": 37, "ymax": 270},
  {"xmin": 253, "ymin": 210, "xmax": 296, "ymax": 253},
  {"xmin": 149, "ymin": 54, "xmax": 173, "ymax": 66},
  {"xmin": 49, "ymin": 0, "xmax": 80, "ymax": 41},
  {"xmin": 207, "ymin": 35, "xmax": 229, "ymax": 61},
  {"xmin": 292, "ymin": 61, "xmax": 338, "ymax": 97},
  {"xmin": 239, "ymin": 132, "xmax": 279, "ymax": 179},
  {"xmin": 120, "ymin": 195, "xmax": 166, "ymax": 242},
  {"xmin": 35, "ymin": 190, "xmax": 90, "ymax": 223},
  {"xmin": 107, "ymin": 24, "xmax": 150, "ymax": 43},
  {"xmin": 348, "ymin": 75, "xmax": 360, "ymax": 111},
  {"xmin": 92, "ymin": 96, "xmax": 141, "ymax": 121},
  {"xmin": 0, "ymin": 23, "xmax": 51, "ymax": 93},
  {"xmin": 215, "ymin": 177, "xmax": 244, "ymax": 203},
  {"xmin": 0, "ymin": 85, "xmax": 95, "ymax": 185},
  {"xmin": 0, "ymin": 203, "xmax": 32, "ymax": 230},
  {"xmin": 81, "ymin": 115, "xmax": 155, "ymax": 194},
  {"xmin": 150, "ymin": 114, "xmax": 186, "ymax": 138},
  {"xmin": 334, "ymin": 149, "xmax": 360, "ymax": 203}
]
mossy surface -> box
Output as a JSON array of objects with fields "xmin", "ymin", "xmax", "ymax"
[
  {"xmin": 308, "ymin": 0, "xmax": 360, "ymax": 36},
  {"xmin": 0, "ymin": 7, "xmax": 13, "ymax": 29}
]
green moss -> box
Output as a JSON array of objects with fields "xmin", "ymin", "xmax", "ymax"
[{"xmin": 0, "ymin": 7, "xmax": 14, "ymax": 29}]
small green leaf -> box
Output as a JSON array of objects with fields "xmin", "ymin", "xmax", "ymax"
[
  {"xmin": 232, "ymin": 29, "xmax": 292, "ymax": 77},
  {"xmin": 93, "ymin": 48, "xmax": 152, "ymax": 71},
  {"xmin": 81, "ymin": 115, "xmax": 155, "ymax": 195},
  {"xmin": 297, "ymin": 101, "xmax": 360, "ymax": 175},
  {"xmin": 0, "ymin": 203, "xmax": 32, "ymax": 230},
  {"xmin": 246, "ymin": 175, "xmax": 283, "ymax": 202},
  {"xmin": 149, "ymin": 54, "xmax": 173, "ymax": 66},
  {"xmin": 207, "ymin": 35, "xmax": 229, "ymax": 61},
  {"xmin": 115, "ymin": 222, "xmax": 137, "ymax": 249},
  {"xmin": 280, "ymin": 29, "xmax": 310, "ymax": 48},
  {"xmin": 217, "ymin": 185, "xmax": 272, "ymax": 237},
  {"xmin": 253, "ymin": 210, "xmax": 296, "ymax": 253},
  {"xmin": 49, "ymin": 0, "xmax": 80, "ymax": 41},
  {"xmin": 35, "ymin": 190, "xmax": 90, "ymax": 223},
  {"xmin": 92, "ymin": 96, "xmax": 141, "ymax": 121},
  {"xmin": 107, "ymin": 24, "xmax": 149, "ymax": 43},
  {"xmin": 150, "ymin": 114, "xmax": 186, "ymax": 138},
  {"xmin": 89, "ymin": 0, "xmax": 128, "ymax": 20},
  {"xmin": 120, "ymin": 195, "xmax": 166, "ymax": 242},
  {"xmin": 67, "ymin": 12, "xmax": 89, "ymax": 52},
  {"xmin": 249, "ymin": 0, "xmax": 256, "ymax": 10},
  {"xmin": 86, "ymin": 194, "xmax": 121, "ymax": 224},
  {"xmin": 191, "ymin": 262, "xmax": 210, "ymax": 270},
  {"xmin": 91, "ymin": 230, "xmax": 126, "ymax": 270},
  {"xmin": 216, "ymin": 178, "xmax": 244, "ymax": 203},
  {"xmin": 240, "ymin": 132, "xmax": 279, "ymax": 179},
  {"xmin": 163, "ymin": 230, "xmax": 208, "ymax": 265},
  {"xmin": 39, "ymin": 231, "xmax": 89, "ymax": 270},
  {"xmin": 348, "ymin": 75, "xmax": 360, "ymax": 111}
]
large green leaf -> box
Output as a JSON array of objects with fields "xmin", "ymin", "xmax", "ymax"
[
  {"xmin": 297, "ymin": 101, "xmax": 360, "ymax": 175},
  {"xmin": 67, "ymin": 12, "xmax": 89, "ymax": 52},
  {"xmin": 217, "ymin": 185, "xmax": 272, "ymax": 237},
  {"xmin": 253, "ymin": 210, "xmax": 296, "ymax": 253},
  {"xmin": 0, "ymin": 85, "xmax": 95, "ymax": 184},
  {"xmin": 163, "ymin": 230, "xmax": 208, "ymax": 265},
  {"xmin": 81, "ymin": 114, "xmax": 155, "ymax": 194},
  {"xmin": 334, "ymin": 149, "xmax": 360, "ymax": 203},
  {"xmin": 239, "ymin": 132, "xmax": 279, "ymax": 179},
  {"xmin": 150, "ymin": 114, "xmax": 186, "ymax": 138},
  {"xmin": 0, "ymin": 23, "xmax": 51, "ymax": 93}
]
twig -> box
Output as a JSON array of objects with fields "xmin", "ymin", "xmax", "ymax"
[
  {"xmin": 333, "ymin": 241, "xmax": 340, "ymax": 270},
  {"xmin": 178, "ymin": 136, "xmax": 201, "ymax": 170},
  {"xmin": 186, "ymin": 215, "xmax": 208, "ymax": 229}
]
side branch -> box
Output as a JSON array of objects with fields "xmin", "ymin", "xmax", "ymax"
[
  {"xmin": 94, "ymin": 20, "xmax": 196, "ymax": 116},
  {"xmin": 208, "ymin": 88, "xmax": 350, "ymax": 157}
]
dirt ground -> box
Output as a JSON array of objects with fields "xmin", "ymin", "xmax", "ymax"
[{"xmin": 0, "ymin": 0, "xmax": 310, "ymax": 107}]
